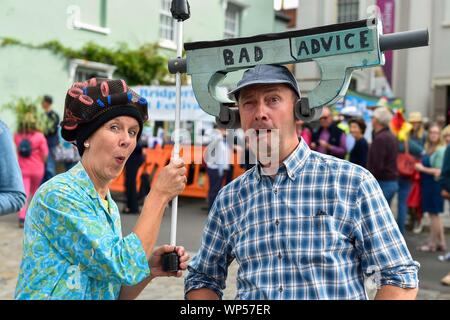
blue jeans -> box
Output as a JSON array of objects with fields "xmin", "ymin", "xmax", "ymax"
[
  {"xmin": 378, "ymin": 180, "xmax": 399, "ymax": 207},
  {"xmin": 42, "ymin": 148, "xmax": 56, "ymax": 183},
  {"xmin": 397, "ymin": 177, "xmax": 412, "ymax": 234}
]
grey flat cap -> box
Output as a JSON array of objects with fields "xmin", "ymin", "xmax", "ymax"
[{"xmin": 229, "ymin": 64, "xmax": 300, "ymax": 100}]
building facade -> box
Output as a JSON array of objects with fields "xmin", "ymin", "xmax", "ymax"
[
  {"xmin": 0, "ymin": 0, "xmax": 287, "ymax": 129},
  {"xmin": 296, "ymin": 0, "xmax": 450, "ymax": 122}
]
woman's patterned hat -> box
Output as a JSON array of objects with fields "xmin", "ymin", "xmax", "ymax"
[{"xmin": 60, "ymin": 78, "xmax": 149, "ymax": 155}]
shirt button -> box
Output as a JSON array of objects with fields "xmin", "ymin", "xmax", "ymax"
[
  {"xmin": 279, "ymin": 286, "xmax": 283, "ymax": 292},
  {"xmin": 273, "ymin": 189, "xmax": 278, "ymax": 194},
  {"xmin": 278, "ymin": 252, "xmax": 282, "ymax": 259},
  {"xmin": 275, "ymin": 219, "xmax": 279, "ymax": 226}
]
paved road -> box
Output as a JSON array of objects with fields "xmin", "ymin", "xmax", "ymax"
[{"xmin": 1, "ymin": 195, "xmax": 450, "ymax": 300}]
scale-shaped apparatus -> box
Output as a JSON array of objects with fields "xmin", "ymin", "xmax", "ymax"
[{"xmin": 180, "ymin": 18, "xmax": 428, "ymax": 127}]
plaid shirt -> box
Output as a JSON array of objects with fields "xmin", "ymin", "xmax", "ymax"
[{"xmin": 185, "ymin": 139, "xmax": 419, "ymax": 300}]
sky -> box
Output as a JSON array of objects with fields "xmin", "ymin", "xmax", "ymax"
[{"xmin": 274, "ymin": 0, "xmax": 299, "ymax": 10}]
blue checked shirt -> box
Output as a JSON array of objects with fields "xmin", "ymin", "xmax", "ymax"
[{"xmin": 185, "ymin": 139, "xmax": 419, "ymax": 300}]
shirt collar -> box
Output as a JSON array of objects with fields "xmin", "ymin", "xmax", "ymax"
[
  {"xmin": 252, "ymin": 138, "xmax": 311, "ymax": 182},
  {"xmin": 68, "ymin": 161, "xmax": 111, "ymax": 201}
]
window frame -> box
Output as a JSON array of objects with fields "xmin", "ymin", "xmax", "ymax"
[
  {"xmin": 69, "ymin": 59, "xmax": 116, "ymax": 82},
  {"xmin": 159, "ymin": 0, "xmax": 176, "ymax": 46},
  {"xmin": 337, "ymin": 0, "xmax": 360, "ymax": 24},
  {"xmin": 443, "ymin": 0, "xmax": 450, "ymax": 27},
  {"xmin": 224, "ymin": 2, "xmax": 242, "ymax": 39}
]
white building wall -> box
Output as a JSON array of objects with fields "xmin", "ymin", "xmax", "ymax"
[{"xmin": 296, "ymin": 0, "xmax": 376, "ymax": 96}]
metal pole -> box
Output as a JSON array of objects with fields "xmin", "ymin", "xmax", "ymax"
[
  {"xmin": 170, "ymin": 19, "xmax": 184, "ymax": 247},
  {"xmin": 162, "ymin": 0, "xmax": 190, "ymax": 272}
]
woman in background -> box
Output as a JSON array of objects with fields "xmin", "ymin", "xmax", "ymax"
[
  {"xmin": 348, "ymin": 118, "xmax": 368, "ymax": 168},
  {"xmin": 14, "ymin": 112, "xmax": 48, "ymax": 228},
  {"xmin": 415, "ymin": 123, "xmax": 446, "ymax": 252}
]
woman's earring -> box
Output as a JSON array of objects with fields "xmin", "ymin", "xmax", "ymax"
[{"xmin": 84, "ymin": 142, "xmax": 90, "ymax": 148}]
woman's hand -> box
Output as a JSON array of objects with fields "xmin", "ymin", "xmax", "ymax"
[
  {"xmin": 151, "ymin": 158, "xmax": 187, "ymax": 203},
  {"xmin": 148, "ymin": 245, "xmax": 190, "ymax": 280}
]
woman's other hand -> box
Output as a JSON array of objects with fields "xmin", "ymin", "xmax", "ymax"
[{"xmin": 148, "ymin": 245, "xmax": 190, "ymax": 280}]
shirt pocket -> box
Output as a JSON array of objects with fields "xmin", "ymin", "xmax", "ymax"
[{"xmin": 287, "ymin": 214, "xmax": 352, "ymax": 268}]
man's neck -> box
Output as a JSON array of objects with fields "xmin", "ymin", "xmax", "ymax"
[{"xmin": 374, "ymin": 125, "xmax": 385, "ymax": 134}]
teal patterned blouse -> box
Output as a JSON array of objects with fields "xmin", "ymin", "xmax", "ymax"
[{"xmin": 15, "ymin": 162, "xmax": 150, "ymax": 300}]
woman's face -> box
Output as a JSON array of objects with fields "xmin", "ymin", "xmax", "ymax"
[
  {"xmin": 83, "ymin": 116, "xmax": 139, "ymax": 182},
  {"xmin": 428, "ymin": 125, "xmax": 441, "ymax": 144},
  {"xmin": 445, "ymin": 133, "xmax": 450, "ymax": 145},
  {"xmin": 349, "ymin": 122, "xmax": 362, "ymax": 138}
]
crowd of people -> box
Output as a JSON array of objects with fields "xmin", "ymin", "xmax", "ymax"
[{"xmin": 295, "ymin": 106, "xmax": 450, "ymax": 286}]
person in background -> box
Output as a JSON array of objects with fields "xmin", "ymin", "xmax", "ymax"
[
  {"xmin": 0, "ymin": 120, "xmax": 26, "ymax": 215},
  {"xmin": 124, "ymin": 138, "xmax": 146, "ymax": 214},
  {"xmin": 438, "ymin": 125, "xmax": 450, "ymax": 285},
  {"xmin": 53, "ymin": 127, "xmax": 80, "ymax": 171},
  {"xmin": 436, "ymin": 115, "xmax": 447, "ymax": 130},
  {"xmin": 311, "ymin": 106, "xmax": 347, "ymax": 159},
  {"xmin": 408, "ymin": 112, "xmax": 426, "ymax": 147},
  {"xmin": 41, "ymin": 95, "xmax": 60, "ymax": 183},
  {"xmin": 14, "ymin": 112, "xmax": 48, "ymax": 228},
  {"xmin": 415, "ymin": 123, "xmax": 447, "ymax": 252},
  {"xmin": 205, "ymin": 126, "xmax": 230, "ymax": 210},
  {"xmin": 295, "ymin": 119, "xmax": 312, "ymax": 147},
  {"xmin": 337, "ymin": 114, "xmax": 354, "ymax": 157},
  {"xmin": 395, "ymin": 111, "xmax": 425, "ymax": 235},
  {"xmin": 367, "ymin": 107, "xmax": 398, "ymax": 206},
  {"xmin": 348, "ymin": 117, "xmax": 368, "ymax": 168}
]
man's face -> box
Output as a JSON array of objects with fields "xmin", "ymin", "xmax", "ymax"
[
  {"xmin": 238, "ymin": 84, "xmax": 298, "ymax": 166},
  {"xmin": 42, "ymin": 101, "xmax": 51, "ymax": 111},
  {"xmin": 319, "ymin": 107, "xmax": 333, "ymax": 128}
]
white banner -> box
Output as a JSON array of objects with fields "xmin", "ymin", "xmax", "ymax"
[{"xmin": 132, "ymin": 85, "xmax": 215, "ymax": 122}]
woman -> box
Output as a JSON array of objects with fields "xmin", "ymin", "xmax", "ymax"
[
  {"xmin": 14, "ymin": 111, "xmax": 48, "ymax": 228},
  {"xmin": 348, "ymin": 117, "xmax": 368, "ymax": 168},
  {"xmin": 15, "ymin": 78, "xmax": 189, "ymax": 299},
  {"xmin": 409, "ymin": 112, "xmax": 427, "ymax": 147},
  {"xmin": 415, "ymin": 123, "xmax": 446, "ymax": 252},
  {"xmin": 438, "ymin": 125, "xmax": 450, "ymax": 285}
]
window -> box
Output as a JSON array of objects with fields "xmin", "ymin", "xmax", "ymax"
[
  {"xmin": 75, "ymin": 68, "xmax": 109, "ymax": 82},
  {"xmin": 224, "ymin": 3, "xmax": 242, "ymax": 39},
  {"xmin": 444, "ymin": 0, "xmax": 450, "ymax": 26},
  {"xmin": 69, "ymin": 59, "xmax": 116, "ymax": 82},
  {"xmin": 67, "ymin": 1, "xmax": 110, "ymax": 35},
  {"xmin": 337, "ymin": 0, "xmax": 360, "ymax": 23},
  {"xmin": 159, "ymin": 0, "xmax": 175, "ymax": 42}
]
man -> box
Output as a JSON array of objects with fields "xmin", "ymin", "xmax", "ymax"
[
  {"xmin": 367, "ymin": 107, "xmax": 399, "ymax": 206},
  {"xmin": 0, "ymin": 120, "xmax": 26, "ymax": 215},
  {"xmin": 205, "ymin": 126, "xmax": 230, "ymax": 210},
  {"xmin": 185, "ymin": 64, "xmax": 419, "ymax": 300},
  {"xmin": 311, "ymin": 106, "xmax": 347, "ymax": 159},
  {"xmin": 41, "ymin": 95, "xmax": 60, "ymax": 182}
]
